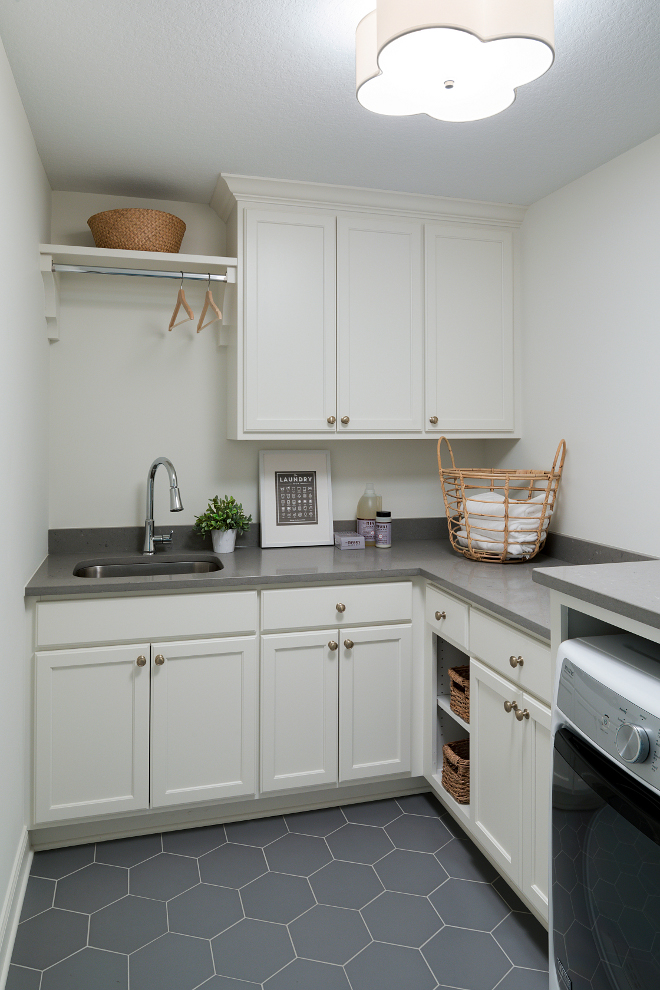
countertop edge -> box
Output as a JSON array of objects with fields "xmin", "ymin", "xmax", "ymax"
[{"xmin": 533, "ymin": 565, "xmax": 660, "ymax": 633}]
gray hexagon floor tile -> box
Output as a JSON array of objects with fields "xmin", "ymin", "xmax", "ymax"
[
  {"xmin": 211, "ymin": 918, "xmax": 295, "ymax": 983},
  {"xmin": 374, "ymin": 849, "xmax": 448, "ymax": 895},
  {"xmin": 95, "ymin": 833, "xmax": 162, "ymax": 868},
  {"xmin": 341, "ymin": 800, "xmax": 402, "ymax": 827},
  {"xmin": 430, "ymin": 878, "xmax": 511, "ymax": 931},
  {"xmin": 5, "ymin": 966, "xmax": 41, "ymax": 990},
  {"xmin": 310, "ymin": 859, "xmax": 383, "ymax": 909},
  {"xmin": 385, "ymin": 814, "xmax": 452, "ymax": 853},
  {"xmin": 197, "ymin": 978, "xmax": 260, "ymax": 989},
  {"xmin": 162, "ymin": 825, "xmax": 226, "ymax": 858},
  {"xmin": 89, "ymin": 894, "xmax": 168, "ymax": 953},
  {"xmin": 241, "ymin": 871, "xmax": 314, "ymax": 923},
  {"xmin": 12, "ymin": 908, "xmax": 89, "ymax": 969},
  {"xmin": 492, "ymin": 912, "xmax": 549, "ymax": 971},
  {"xmin": 435, "ymin": 838, "xmax": 499, "ymax": 882},
  {"xmin": 55, "ymin": 862, "xmax": 128, "ymax": 913},
  {"xmin": 130, "ymin": 932, "xmax": 214, "ymax": 990},
  {"xmin": 289, "ymin": 904, "xmax": 371, "ymax": 964},
  {"xmin": 265, "ymin": 958, "xmax": 351, "ymax": 989},
  {"xmin": 325, "ymin": 824, "xmax": 393, "ymax": 865},
  {"xmin": 285, "ymin": 807, "xmax": 346, "ymax": 837},
  {"xmin": 494, "ymin": 967, "xmax": 551, "ymax": 990},
  {"xmin": 199, "ymin": 843, "xmax": 268, "ymax": 888},
  {"xmin": 225, "ymin": 815, "xmax": 287, "ymax": 847},
  {"xmin": 30, "ymin": 844, "xmax": 94, "ymax": 880},
  {"xmin": 361, "ymin": 891, "xmax": 443, "ymax": 947},
  {"xmin": 168, "ymin": 883, "xmax": 243, "ymax": 938},
  {"xmin": 396, "ymin": 793, "xmax": 444, "ymax": 818},
  {"xmin": 346, "ymin": 941, "xmax": 436, "ymax": 990},
  {"xmin": 40, "ymin": 947, "xmax": 128, "ymax": 990},
  {"xmin": 19, "ymin": 876, "xmax": 55, "ymax": 922},
  {"xmin": 422, "ymin": 927, "xmax": 511, "ymax": 989},
  {"xmin": 130, "ymin": 853, "xmax": 199, "ymax": 900},
  {"xmin": 265, "ymin": 833, "xmax": 331, "ymax": 876}
]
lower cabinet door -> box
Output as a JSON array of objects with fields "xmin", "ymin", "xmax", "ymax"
[
  {"xmin": 471, "ymin": 658, "xmax": 523, "ymax": 884},
  {"xmin": 521, "ymin": 691, "xmax": 551, "ymax": 921},
  {"xmin": 34, "ymin": 644, "xmax": 150, "ymax": 823},
  {"xmin": 261, "ymin": 630, "xmax": 339, "ymax": 792},
  {"xmin": 150, "ymin": 637, "xmax": 257, "ymax": 808},
  {"xmin": 339, "ymin": 624, "xmax": 412, "ymax": 782}
]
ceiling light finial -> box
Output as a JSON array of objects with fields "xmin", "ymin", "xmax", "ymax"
[{"xmin": 356, "ymin": 0, "xmax": 555, "ymax": 123}]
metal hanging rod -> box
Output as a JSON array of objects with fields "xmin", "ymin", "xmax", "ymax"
[{"xmin": 51, "ymin": 263, "xmax": 229, "ymax": 282}]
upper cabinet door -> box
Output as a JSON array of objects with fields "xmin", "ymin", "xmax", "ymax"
[
  {"xmin": 337, "ymin": 216, "xmax": 423, "ymax": 432},
  {"xmin": 244, "ymin": 210, "xmax": 337, "ymax": 432},
  {"xmin": 425, "ymin": 223, "xmax": 515, "ymax": 432}
]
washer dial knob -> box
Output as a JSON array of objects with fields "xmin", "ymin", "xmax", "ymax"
[{"xmin": 616, "ymin": 723, "xmax": 650, "ymax": 763}]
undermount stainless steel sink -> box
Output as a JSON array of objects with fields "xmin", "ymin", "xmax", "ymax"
[{"xmin": 73, "ymin": 556, "xmax": 223, "ymax": 579}]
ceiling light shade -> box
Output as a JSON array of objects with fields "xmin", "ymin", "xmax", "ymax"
[{"xmin": 356, "ymin": 0, "xmax": 554, "ymax": 123}]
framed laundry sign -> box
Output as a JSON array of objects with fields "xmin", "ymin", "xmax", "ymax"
[{"xmin": 259, "ymin": 450, "xmax": 333, "ymax": 548}]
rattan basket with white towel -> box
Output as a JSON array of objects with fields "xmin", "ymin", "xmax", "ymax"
[{"xmin": 437, "ymin": 437, "xmax": 566, "ymax": 563}]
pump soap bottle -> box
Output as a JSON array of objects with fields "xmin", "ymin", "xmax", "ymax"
[{"xmin": 356, "ymin": 483, "xmax": 382, "ymax": 547}]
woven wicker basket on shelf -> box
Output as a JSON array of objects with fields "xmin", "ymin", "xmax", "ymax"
[
  {"xmin": 442, "ymin": 738, "xmax": 470, "ymax": 804},
  {"xmin": 87, "ymin": 209, "xmax": 186, "ymax": 253},
  {"xmin": 448, "ymin": 665, "xmax": 470, "ymax": 724},
  {"xmin": 437, "ymin": 437, "xmax": 566, "ymax": 564}
]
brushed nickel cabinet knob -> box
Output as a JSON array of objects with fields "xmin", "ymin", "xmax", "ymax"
[
  {"xmin": 341, "ymin": 416, "xmax": 350, "ymax": 425},
  {"xmin": 344, "ymin": 639, "xmax": 354, "ymax": 650},
  {"xmin": 435, "ymin": 611, "xmax": 446, "ymax": 621},
  {"xmin": 515, "ymin": 707, "xmax": 530, "ymax": 721},
  {"xmin": 328, "ymin": 641, "xmax": 339, "ymax": 651},
  {"xmin": 336, "ymin": 603, "xmax": 346, "ymax": 613},
  {"xmin": 429, "ymin": 416, "xmax": 439, "ymax": 425},
  {"xmin": 154, "ymin": 654, "xmax": 165, "ymax": 666},
  {"xmin": 509, "ymin": 655, "xmax": 524, "ymax": 668},
  {"xmin": 327, "ymin": 415, "xmax": 336, "ymax": 425},
  {"xmin": 136, "ymin": 656, "xmax": 147, "ymax": 667},
  {"xmin": 504, "ymin": 700, "xmax": 519, "ymax": 714}
]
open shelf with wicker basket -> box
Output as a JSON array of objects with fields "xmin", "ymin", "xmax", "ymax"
[{"xmin": 433, "ymin": 636, "xmax": 471, "ymax": 820}]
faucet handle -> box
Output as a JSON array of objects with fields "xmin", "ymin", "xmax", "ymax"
[{"xmin": 153, "ymin": 530, "xmax": 173, "ymax": 545}]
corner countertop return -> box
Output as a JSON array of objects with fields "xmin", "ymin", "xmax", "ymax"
[{"xmin": 26, "ymin": 540, "xmax": 568, "ymax": 642}]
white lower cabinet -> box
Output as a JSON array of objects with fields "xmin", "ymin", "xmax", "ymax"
[
  {"xmin": 470, "ymin": 658, "xmax": 550, "ymax": 919},
  {"xmin": 35, "ymin": 644, "xmax": 151, "ymax": 823},
  {"xmin": 260, "ymin": 623, "xmax": 412, "ymax": 794}
]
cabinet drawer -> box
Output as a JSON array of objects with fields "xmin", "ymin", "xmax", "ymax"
[
  {"xmin": 470, "ymin": 609, "xmax": 551, "ymax": 704},
  {"xmin": 425, "ymin": 585, "xmax": 468, "ymax": 650},
  {"xmin": 261, "ymin": 582, "xmax": 412, "ymax": 632},
  {"xmin": 36, "ymin": 591, "xmax": 258, "ymax": 648}
]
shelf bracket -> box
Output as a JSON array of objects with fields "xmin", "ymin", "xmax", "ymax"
[{"xmin": 40, "ymin": 254, "xmax": 60, "ymax": 341}]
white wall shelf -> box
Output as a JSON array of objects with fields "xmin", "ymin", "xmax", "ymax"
[{"xmin": 39, "ymin": 244, "xmax": 238, "ymax": 341}]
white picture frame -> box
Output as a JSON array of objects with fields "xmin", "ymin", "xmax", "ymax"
[{"xmin": 259, "ymin": 450, "xmax": 333, "ymax": 548}]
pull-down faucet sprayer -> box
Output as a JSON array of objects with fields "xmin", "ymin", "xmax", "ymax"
[{"xmin": 143, "ymin": 457, "xmax": 184, "ymax": 554}]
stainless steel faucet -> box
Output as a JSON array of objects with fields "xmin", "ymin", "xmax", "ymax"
[{"xmin": 143, "ymin": 457, "xmax": 184, "ymax": 554}]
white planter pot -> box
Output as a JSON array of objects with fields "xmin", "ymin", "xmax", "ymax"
[{"xmin": 211, "ymin": 529, "xmax": 237, "ymax": 554}]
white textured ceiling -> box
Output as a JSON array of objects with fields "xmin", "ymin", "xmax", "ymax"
[{"xmin": 0, "ymin": 0, "xmax": 659, "ymax": 207}]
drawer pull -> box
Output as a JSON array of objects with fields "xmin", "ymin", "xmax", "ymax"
[
  {"xmin": 429, "ymin": 416, "xmax": 439, "ymax": 425},
  {"xmin": 344, "ymin": 639, "xmax": 354, "ymax": 650},
  {"xmin": 336, "ymin": 603, "xmax": 346, "ymax": 613},
  {"xmin": 136, "ymin": 655, "xmax": 147, "ymax": 667},
  {"xmin": 509, "ymin": 655, "xmax": 525, "ymax": 668},
  {"xmin": 328, "ymin": 641, "xmax": 339, "ymax": 651},
  {"xmin": 435, "ymin": 611, "xmax": 446, "ymax": 621},
  {"xmin": 154, "ymin": 654, "xmax": 165, "ymax": 666},
  {"xmin": 515, "ymin": 707, "xmax": 530, "ymax": 721},
  {"xmin": 504, "ymin": 700, "xmax": 519, "ymax": 714}
]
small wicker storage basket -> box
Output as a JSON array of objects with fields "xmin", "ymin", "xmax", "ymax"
[
  {"xmin": 437, "ymin": 437, "xmax": 566, "ymax": 563},
  {"xmin": 448, "ymin": 665, "xmax": 470, "ymax": 724},
  {"xmin": 87, "ymin": 209, "xmax": 186, "ymax": 253},
  {"xmin": 442, "ymin": 738, "xmax": 470, "ymax": 805}
]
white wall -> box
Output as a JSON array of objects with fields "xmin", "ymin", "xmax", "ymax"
[
  {"xmin": 486, "ymin": 132, "xmax": 660, "ymax": 556},
  {"xmin": 0, "ymin": 36, "xmax": 50, "ymax": 955},
  {"xmin": 49, "ymin": 192, "xmax": 484, "ymax": 530}
]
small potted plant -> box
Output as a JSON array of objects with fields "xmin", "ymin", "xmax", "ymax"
[{"xmin": 193, "ymin": 495, "xmax": 252, "ymax": 554}]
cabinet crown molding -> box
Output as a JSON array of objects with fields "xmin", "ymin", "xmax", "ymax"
[{"xmin": 213, "ymin": 173, "xmax": 526, "ymax": 227}]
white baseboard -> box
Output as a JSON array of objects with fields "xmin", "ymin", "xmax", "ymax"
[{"xmin": 0, "ymin": 828, "xmax": 32, "ymax": 990}]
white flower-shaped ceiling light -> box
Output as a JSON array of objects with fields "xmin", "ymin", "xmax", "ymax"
[{"xmin": 356, "ymin": 0, "xmax": 555, "ymax": 123}]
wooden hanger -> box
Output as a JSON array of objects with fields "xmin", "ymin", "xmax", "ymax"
[
  {"xmin": 197, "ymin": 275, "xmax": 222, "ymax": 332},
  {"xmin": 169, "ymin": 274, "xmax": 194, "ymax": 331}
]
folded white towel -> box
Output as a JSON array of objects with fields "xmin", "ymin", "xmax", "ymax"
[
  {"xmin": 469, "ymin": 516, "xmax": 550, "ymax": 540},
  {"xmin": 456, "ymin": 530, "xmax": 541, "ymax": 557}
]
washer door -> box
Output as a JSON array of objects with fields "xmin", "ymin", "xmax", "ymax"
[{"xmin": 553, "ymin": 727, "xmax": 660, "ymax": 990}]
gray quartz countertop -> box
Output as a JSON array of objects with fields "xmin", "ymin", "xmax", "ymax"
[
  {"xmin": 533, "ymin": 560, "xmax": 660, "ymax": 632},
  {"xmin": 26, "ymin": 540, "xmax": 568, "ymax": 642}
]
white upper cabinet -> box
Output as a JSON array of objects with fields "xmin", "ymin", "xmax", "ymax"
[
  {"xmin": 425, "ymin": 223, "xmax": 515, "ymax": 433},
  {"xmin": 336, "ymin": 215, "xmax": 423, "ymax": 432},
  {"xmin": 244, "ymin": 210, "xmax": 336, "ymax": 432}
]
